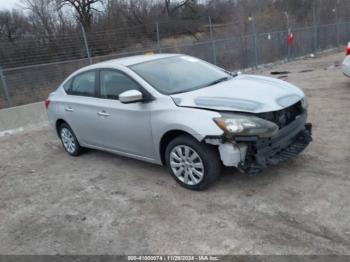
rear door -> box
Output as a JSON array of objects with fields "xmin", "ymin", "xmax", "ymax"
[{"xmin": 63, "ymin": 70, "xmax": 101, "ymax": 145}]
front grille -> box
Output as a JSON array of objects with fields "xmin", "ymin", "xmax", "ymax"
[{"xmin": 257, "ymin": 101, "xmax": 303, "ymax": 128}]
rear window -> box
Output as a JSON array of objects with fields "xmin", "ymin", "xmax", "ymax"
[
  {"xmin": 66, "ymin": 71, "xmax": 96, "ymax": 97},
  {"xmin": 63, "ymin": 79, "xmax": 72, "ymax": 92}
]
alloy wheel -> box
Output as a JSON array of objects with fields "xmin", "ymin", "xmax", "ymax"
[
  {"xmin": 60, "ymin": 127, "xmax": 76, "ymax": 154},
  {"xmin": 169, "ymin": 145, "xmax": 205, "ymax": 186}
]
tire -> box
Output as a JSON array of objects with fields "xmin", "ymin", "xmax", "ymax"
[
  {"xmin": 58, "ymin": 122, "xmax": 84, "ymax": 156},
  {"xmin": 165, "ymin": 135, "xmax": 221, "ymax": 191}
]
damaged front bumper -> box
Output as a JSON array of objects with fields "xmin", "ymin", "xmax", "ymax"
[{"xmin": 206, "ymin": 113, "xmax": 312, "ymax": 174}]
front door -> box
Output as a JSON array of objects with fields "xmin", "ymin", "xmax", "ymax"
[{"xmin": 93, "ymin": 69, "xmax": 154, "ymax": 159}]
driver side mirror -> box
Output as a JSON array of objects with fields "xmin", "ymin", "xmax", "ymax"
[{"xmin": 119, "ymin": 90, "xmax": 144, "ymax": 104}]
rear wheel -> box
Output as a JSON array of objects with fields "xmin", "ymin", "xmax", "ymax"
[
  {"xmin": 59, "ymin": 123, "xmax": 84, "ymax": 156},
  {"xmin": 165, "ymin": 135, "xmax": 221, "ymax": 190}
]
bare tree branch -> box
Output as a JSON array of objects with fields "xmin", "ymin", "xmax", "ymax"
[{"xmin": 55, "ymin": 0, "xmax": 103, "ymax": 30}]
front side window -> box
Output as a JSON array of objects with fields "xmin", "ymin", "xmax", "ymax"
[
  {"xmin": 68, "ymin": 71, "xmax": 96, "ymax": 97},
  {"xmin": 100, "ymin": 70, "xmax": 140, "ymax": 100},
  {"xmin": 129, "ymin": 56, "xmax": 232, "ymax": 95}
]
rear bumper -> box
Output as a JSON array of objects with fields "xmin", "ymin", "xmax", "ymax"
[{"xmin": 236, "ymin": 113, "xmax": 312, "ymax": 174}]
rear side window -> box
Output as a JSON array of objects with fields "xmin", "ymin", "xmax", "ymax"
[
  {"xmin": 100, "ymin": 70, "xmax": 140, "ymax": 100},
  {"xmin": 63, "ymin": 79, "xmax": 72, "ymax": 92},
  {"xmin": 67, "ymin": 71, "xmax": 96, "ymax": 97}
]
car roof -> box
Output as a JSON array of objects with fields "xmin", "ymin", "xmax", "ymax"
[{"xmin": 82, "ymin": 53, "xmax": 180, "ymax": 71}]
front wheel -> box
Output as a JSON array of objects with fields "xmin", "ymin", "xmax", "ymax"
[{"xmin": 165, "ymin": 135, "xmax": 221, "ymax": 191}]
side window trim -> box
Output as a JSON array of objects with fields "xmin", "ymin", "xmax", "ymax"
[
  {"xmin": 97, "ymin": 68, "xmax": 152, "ymax": 100},
  {"xmin": 66, "ymin": 69, "xmax": 98, "ymax": 98}
]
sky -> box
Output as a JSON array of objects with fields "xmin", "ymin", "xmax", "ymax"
[{"xmin": 0, "ymin": 0, "xmax": 22, "ymax": 10}]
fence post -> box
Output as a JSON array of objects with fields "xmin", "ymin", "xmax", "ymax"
[
  {"xmin": 333, "ymin": 8, "xmax": 340, "ymax": 47},
  {"xmin": 250, "ymin": 16, "xmax": 259, "ymax": 68},
  {"xmin": 156, "ymin": 21, "xmax": 162, "ymax": 53},
  {"xmin": 284, "ymin": 12, "xmax": 291, "ymax": 61},
  {"xmin": 312, "ymin": 4, "xmax": 318, "ymax": 54},
  {"xmin": 208, "ymin": 16, "xmax": 217, "ymax": 65},
  {"xmin": 80, "ymin": 22, "xmax": 92, "ymax": 65},
  {"xmin": 0, "ymin": 67, "xmax": 12, "ymax": 108}
]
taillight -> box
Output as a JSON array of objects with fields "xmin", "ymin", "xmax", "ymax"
[
  {"xmin": 346, "ymin": 43, "xmax": 350, "ymax": 56},
  {"xmin": 44, "ymin": 99, "xmax": 50, "ymax": 109}
]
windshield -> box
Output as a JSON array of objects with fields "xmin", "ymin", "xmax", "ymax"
[{"xmin": 129, "ymin": 56, "xmax": 232, "ymax": 95}]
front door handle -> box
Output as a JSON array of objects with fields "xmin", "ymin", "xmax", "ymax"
[
  {"xmin": 65, "ymin": 107, "xmax": 74, "ymax": 112},
  {"xmin": 97, "ymin": 111, "xmax": 110, "ymax": 117}
]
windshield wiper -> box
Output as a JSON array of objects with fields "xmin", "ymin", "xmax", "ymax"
[
  {"xmin": 169, "ymin": 76, "xmax": 233, "ymax": 95},
  {"xmin": 224, "ymin": 70, "xmax": 239, "ymax": 77},
  {"xmin": 208, "ymin": 77, "xmax": 231, "ymax": 86}
]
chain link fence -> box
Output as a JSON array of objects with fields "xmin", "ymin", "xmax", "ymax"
[{"xmin": 1, "ymin": 18, "xmax": 350, "ymax": 109}]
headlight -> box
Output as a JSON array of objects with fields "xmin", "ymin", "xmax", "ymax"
[
  {"xmin": 214, "ymin": 114, "xmax": 279, "ymax": 138},
  {"xmin": 301, "ymin": 97, "xmax": 308, "ymax": 110}
]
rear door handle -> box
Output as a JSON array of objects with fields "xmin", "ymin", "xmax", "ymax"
[
  {"xmin": 65, "ymin": 107, "xmax": 74, "ymax": 112},
  {"xmin": 97, "ymin": 111, "xmax": 110, "ymax": 117}
]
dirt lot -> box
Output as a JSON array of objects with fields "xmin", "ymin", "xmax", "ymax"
[{"xmin": 0, "ymin": 51, "xmax": 350, "ymax": 255}]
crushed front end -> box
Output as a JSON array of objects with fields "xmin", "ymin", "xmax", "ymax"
[
  {"xmin": 206, "ymin": 100, "xmax": 313, "ymax": 174},
  {"xmin": 236, "ymin": 114, "xmax": 312, "ymax": 175}
]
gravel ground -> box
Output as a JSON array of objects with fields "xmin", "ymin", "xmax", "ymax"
[{"xmin": 0, "ymin": 51, "xmax": 350, "ymax": 255}]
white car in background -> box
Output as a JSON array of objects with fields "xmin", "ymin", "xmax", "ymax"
[{"xmin": 342, "ymin": 43, "xmax": 350, "ymax": 77}]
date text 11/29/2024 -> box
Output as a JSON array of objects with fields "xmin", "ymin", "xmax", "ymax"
[{"xmin": 127, "ymin": 256, "xmax": 219, "ymax": 261}]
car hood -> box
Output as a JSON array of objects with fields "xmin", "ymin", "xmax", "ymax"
[{"xmin": 171, "ymin": 74, "xmax": 305, "ymax": 113}]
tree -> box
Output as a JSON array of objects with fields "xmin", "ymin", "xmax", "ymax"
[
  {"xmin": 56, "ymin": 0, "xmax": 103, "ymax": 30},
  {"xmin": 163, "ymin": 0, "xmax": 196, "ymax": 17},
  {"xmin": 0, "ymin": 9, "xmax": 28, "ymax": 42},
  {"xmin": 124, "ymin": 0, "xmax": 154, "ymax": 26},
  {"xmin": 99, "ymin": 0, "xmax": 127, "ymax": 29},
  {"xmin": 22, "ymin": 0, "xmax": 74, "ymax": 38}
]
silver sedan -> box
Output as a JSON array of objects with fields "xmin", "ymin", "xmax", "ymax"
[{"xmin": 46, "ymin": 54, "xmax": 312, "ymax": 190}]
